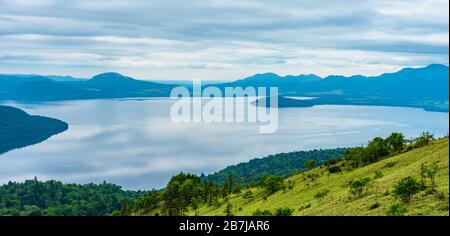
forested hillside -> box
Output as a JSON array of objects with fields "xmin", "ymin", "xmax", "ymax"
[
  {"xmin": 202, "ymin": 148, "xmax": 347, "ymax": 186},
  {"xmin": 0, "ymin": 178, "xmax": 143, "ymax": 216},
  {"xmin": 0, "ymin": 106, "xmax": 68, "ymax": 155},
  {"xmin": 195, "ymin": 138, "xmax": 449, "ymax": 216}
]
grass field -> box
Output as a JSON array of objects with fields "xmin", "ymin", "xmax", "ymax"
[{"xmin": 192, "ymin": 138, "xmax": 449, "ymax": 216}]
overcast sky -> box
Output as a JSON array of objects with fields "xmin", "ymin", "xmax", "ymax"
[{"xmin": 0, "ymin": 0, "xmax": 448, "ymax": 80}]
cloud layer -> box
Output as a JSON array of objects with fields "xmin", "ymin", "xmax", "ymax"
[{"xmin": 0, "ymin": 0, "xmax": 448, "ymax": 80}]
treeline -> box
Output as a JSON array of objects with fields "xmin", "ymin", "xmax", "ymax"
[
  {"xmin": 114, "ymin": 172, "xmax": 296, "ymax": 216},
  {"xmin": 201, "ymin": 148, "xmax": 347, "ymax": 186},
  {"xmin": 324, "ymin": 132, "xmax": 436, "ymax": 174},
  {"xmin": 0, "ymin": 178, "xmax": 143, "ymax": 216}
]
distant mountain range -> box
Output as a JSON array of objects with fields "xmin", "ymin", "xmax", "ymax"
[
  {"xmin": 218, "ymin": 64, "xmax": 449, "ymax": 99},
  {"xmin": 0, "ymin": 64, "xmax": 448, "ymax": 111},
  {"xmin": 0, "ymin": 72, "xmax": 175, "ymax": 100},
  {"xmin": 247, "ymin": 64, "xmax": 448, "ymax": 112}
]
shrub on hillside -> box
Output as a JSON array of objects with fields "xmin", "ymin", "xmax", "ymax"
[
  {"xmin": 314, "ymin": 189, "xmax": 330, "ymax": 201},
  {"xmin": 286, "ymin": 180, "xmax": 295, "ymax": 191},
  {"xmin": 347, "ymin": 177, "xmax": 371, "ymax": 198},
  {"xmin": 252, "ymin": 207, "xmax": 295, "ymax": 216},
  {"xmin": 252, "ymin": 209, "xmax": 272, "ymax": 216},
  {"xmin": 374, "ymin": 170, "xmax": 383, "ymax": 179},
  {"xmin": 393, "ymin": 176, "xmax": 422, "ymax": 203},
  {"xmin": 324, "ymin": 158, "xmax": 342, "ymax": 166},
  {"xmin": 327, "ymin": 165, "xmax": 342, "ymax": 173},
  {"xmin": 274, "ymin": 207, "xmax": 295, "ymax": 216},
  {"xmin": 424, "ymin": 161, "xmax": 439, "ymax": 191},
  {"xmin": 369, "ymin": 202, "xmax": 381, "ymax": 210},
  {"xmin": 242, "ymin": 190, "xmax": 253, "ymax": 199},
  {"xmin": 259, "ymin": 176, "xmax": 285, "ymax": 196},
  {"xmin": 386, "ymin": 203, "xmax": 408, "ymax": 216}
]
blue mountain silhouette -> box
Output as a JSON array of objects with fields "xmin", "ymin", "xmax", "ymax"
[{"xmin": 0, "ymin": 64, "xmax": 448, "ymax": 111}]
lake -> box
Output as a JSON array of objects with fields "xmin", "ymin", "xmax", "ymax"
[{"xmin": 0, "ymin": 98, "xmax": 448, "ymax": 190}]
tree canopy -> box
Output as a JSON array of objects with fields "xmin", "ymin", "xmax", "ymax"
[{"xmin": 0, "ymin": 178, "xmax": 143, "ymax": 216}]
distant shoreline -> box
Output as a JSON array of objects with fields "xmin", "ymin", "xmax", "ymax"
[{"xmin": 254, "ymin": 96, "xmax": 449, "ymax": 113}]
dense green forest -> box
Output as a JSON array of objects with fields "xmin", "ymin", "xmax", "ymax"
[
  {"xmin": 201, "ymin": 148, "xmax": 347, "ymax": 186},
  {"xmin": 0, "ymin": 178, "xmax": 144, "ymax": 216},
  {"xmin": 0, "ymin": 105, "xmax": 68, "ymax": 155},
  {"xmin": 114, "ymin": 132, "xmax": 448, "ymax": 216}
]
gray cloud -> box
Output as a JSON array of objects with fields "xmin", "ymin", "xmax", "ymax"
[{"xmin": 0, "ymin": 0, "xmax": 448, "ymax": 80}]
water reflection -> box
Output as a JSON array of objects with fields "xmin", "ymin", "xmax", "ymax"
[{"xmin": 0, "ymin": 99, "xmax": 448, "ymax": 190}]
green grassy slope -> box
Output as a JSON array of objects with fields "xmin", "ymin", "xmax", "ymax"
[{"xmin": 194, "ymin": 138, "xmax": 449, "ymax": 216}]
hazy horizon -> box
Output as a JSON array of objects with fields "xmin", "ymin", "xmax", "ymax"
[{"xmin": 1, "ymin": 63, "xmax": 448, "ymax": 82}]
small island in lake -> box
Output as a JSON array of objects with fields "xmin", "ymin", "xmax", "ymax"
[
  {"xmin": 0, "ymin": 106, "xmax": 68, "ymax": 155},
  {"xmin": 254, "ymin": 95, "xmax": 449, "ymax": 112}
]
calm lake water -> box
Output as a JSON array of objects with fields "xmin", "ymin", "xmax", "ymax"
[{"xmin": 0, "ymin": 98, "xmax": 448, "ymax": 190}]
